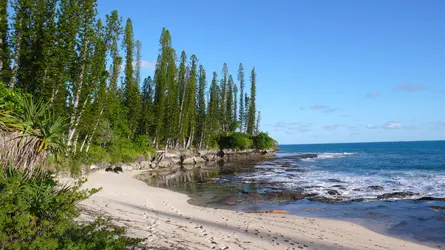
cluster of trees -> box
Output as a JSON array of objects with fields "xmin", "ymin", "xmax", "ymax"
[{"xmin": 0, "ymin": 0, "xmax": 264, "ymax": 157}]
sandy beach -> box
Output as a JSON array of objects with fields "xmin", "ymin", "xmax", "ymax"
[{"xmin": 77, "ymin": 171, "xmax": 435, "ymax": 250}]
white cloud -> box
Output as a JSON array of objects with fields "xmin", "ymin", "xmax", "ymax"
[
  {"xmin": 366, "ymin": 124, "xmax": 378, "ymax": 129},
  {"xmin": 300, "ymin": 105, "xmax": 338, "ymax": 113},
  {"xmin": 383, "ymin": 121, "xmax": 402, "ymax": 129},
  {"xmin": 140, "ymin": 60, "xmax": 156, "ymax": 70},
  {"xmin": 310, "ymin": 105, "xmax": 328, "ymax": 110},
  {"xmin": 133, "ymin": 60, "xmax": 156, "ymax": 71}
]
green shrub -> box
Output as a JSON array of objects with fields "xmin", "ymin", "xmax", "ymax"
[
  {"xmin": 217, "ymin": 132, "xmax": 253, "ymax": 150},
  {"xmin": 86, "ymin": 145, "xmax": 112, "ymax": 163},
  {"xmin": 121, "ymin": 154, "xmax": 134, "ymax": 163},
  {"xmin": 251, "ymin": 132, "xmax": 277, "ymax": 149},
  {"xmin": 217, "ymin": 132, "xmax": 277, "ymax": 150},
  {"xmin": 0, "ymin": 166, "xmax": 144, "ymax": 249}
]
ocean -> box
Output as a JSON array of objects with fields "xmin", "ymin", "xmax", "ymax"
[{"xmin": 250, "ymin": 140, "xmax": 445, "ymax": 200}]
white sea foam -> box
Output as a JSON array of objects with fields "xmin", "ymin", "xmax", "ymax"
[
  {"xmin": 240, "ymin": 166, "xmax": 445, "ymax": 200},
  {"xmin": 316, "ymin": 152, "xmax": 358, "ymax": 159}
]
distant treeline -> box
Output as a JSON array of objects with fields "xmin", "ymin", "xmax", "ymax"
[{"xmin": 0, "ymin": 0, "xmax": 269, "ymax": 158}]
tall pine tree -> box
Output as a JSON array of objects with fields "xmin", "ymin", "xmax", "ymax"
[
  {"xmin": 153, "ymin": 28, "xmax": 173, "ymax": 146},
  {"xmin": 0, "ymin": 0, "xmax": 11, "ymax": 83},
  {"xmin": 226, "ymin": 75, "xmax": 234, "ymax": 130},
  {"xmin": 196, "ymin": 65, "xmax": 206, "ymax": 148},
  {"xmin": 237, "ymin": 63, "xmax": 245, "ymax": 132},
  {"xmin": 246, "ymin": 67, "xmax": 256, "ymax": 134},
  {"xmin": 123, "ymin": 19, "xmax": 141, "ymax": 137}
]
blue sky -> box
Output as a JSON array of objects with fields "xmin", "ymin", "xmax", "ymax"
[{"xmin": 98, "ymin": 0, "xmax": 445, "ymax": 144}]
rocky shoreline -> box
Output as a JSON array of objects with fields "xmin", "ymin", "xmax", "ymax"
[{"xmin": 88, "ymin": 148, "xmax": 277, "ymax": 173}]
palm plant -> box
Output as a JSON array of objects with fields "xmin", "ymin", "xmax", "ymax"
[{"xmin": 0, "ymin": 94, "xmax": 67, "ymax": 169}]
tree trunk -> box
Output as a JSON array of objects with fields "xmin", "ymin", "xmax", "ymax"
[
  {"xmin": 85, "ymin": 108, "xmax": 103, "ymax": 153},
  {"xmin": 67, "ymin": 41, "xmax": 89, "ymax": 147},
  {"xmin": 79, "ymin": 135, "xmax": 88, "ymax": 152}
]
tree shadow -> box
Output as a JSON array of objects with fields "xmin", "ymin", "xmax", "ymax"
[{"xmin": 109, "ymin": 199, "xmax": 349, "ymax": 250}]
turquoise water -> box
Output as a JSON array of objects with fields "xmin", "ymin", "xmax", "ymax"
[{"xmin": 244, "ymin": 140, "xmax": 445, "ymax": 200}]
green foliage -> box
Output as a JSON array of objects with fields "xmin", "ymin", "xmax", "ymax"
[
  {"xmin": 247, "ymin": 67, "xmax": 256, "ymax": 134},
  {"xmin": 1, "ymin": 91, "xmax": 67, "ymax": 169},
  {"xmin": 1, "ymin": 0, "xmax": 273, "ymax": 154},
  {"xmin": 217, "ymin": 132, "xmax": 276, "ymax": 151},
  {"xmin": 217, "ymin": 132, "xmax": 253, "ymax": 150},
  {"xmin": 0, "ymin": 165, "xmax": 144, "ymax": 249},
  {"xmin": 252, "ymin": 132, "xmax": 277, "ymax": 149}
]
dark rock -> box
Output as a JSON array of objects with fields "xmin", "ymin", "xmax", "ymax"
[
  {"xmin": 304, "ymin": 193, "xmax": 318, "ymax": 197},
  {"xmin": 327, "ymin": 190, "xmax": 341, "ymax": 196},
  {"xmin": 113, "ymin": 166, "xmax": 123, "ymax": 174},
  {"xmin": 276, "ymin": 154, "xmax": 318, "ymax": 161},
  {"xmin": 418, "ymin": 197, "xmax": 445, "ymax": 202},
  {"xmin": 352, "ymin": 188, "xmax": 362, "ymax": 191},
  {"xmin": 331, "ymin": 185, "xmax": 344, "ymax": 188},
  {"xmin": 429, "ymin": 206, "xmax": 445, "ymax": 211},
  {"xmin": 293, "ymin": 154, "xmax": 318, "ymax": 159},
  {"xmin": 105, "ymin": 167, "xmax": 113, "ymax": 172},
  {"xmin": 331, "ymin": 185, "xmax": 346, "ymax": 190},
  {"xmin": 303, "ymin": 185, "xmax": 322, "ymax": 189},
  {"xmin": 284, "ymin": 168, "xmax": 306, "ymax": 173},
  {"xmin": 262, "ymin": 192, "xmax": 316, "ymax": 201},
  {"xmin": 282, "ymin": 162, "xmax": 292, "ymax": 167},
  {"xmin": 351, "ymin": 198, "xmax": 377, "ymax": 202},
  {"xmin": 309, "ymin": 196, "xmax": 345, "ymax": 203},
  {"xmin": 327, "ymin": 179, "xmax": 344, "ymax": 183},
  {"xmin": 368, "ymin": 185, "xmax": 384, "ymax": 191},
  {"xmin": 377, "ymin": 191, "xmax": 419, "ymax": 200}
]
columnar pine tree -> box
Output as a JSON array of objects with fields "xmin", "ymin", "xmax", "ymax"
[
  {"xmin": 9, "ymin": 0, "xmax": 31, "ymax": 88},
  {"xmin": 78, "ymin": 19, "xmax": 108, "ymax": 152},
  {"xmin": 237, "ymin": 63, "xmax": 245, "ymax": 132},
  {"xmin": 226, "ymin": 75, "xmax": 234, "ymax": 130},
  {"xmin": 244, "ymin": 93, "xmax": 250, "ymax": 132},
  {"xmin": 50, "ymin": 0, "xmax": 82, "ymax": 115},
  {"xmin": 196, "ymin": 65, "xmax": 206, "ymax": 148},
  {"xmin": 28, "ymin": 0, "xmax": 58, "ymax": 98},
  {"xmin": 206, "ymin": 72, "xmax": 219, "ymax": 146},
  {"xmin": 153, "ymin": 28, "xmax": 172, "ymax": 146},
  {"xmin": 176, "ymin": 51, "xmax": 187, "ymax": 146},
  {"xmin": 66, "ymin": 0, "xmax": 98, "ymax": 148},
  {"xmin": 104, "ymin": 10, "xmax": 123, "ymax": 136},
  {"xmin": 0, "ymin": 0, "xmax": 11, "ymax": 83},
  {"xmin": 123, "ymin": 19, "xmax": 141, "ymax": 137},
  {"xmin": 140, "ymin": 76, "xmax": 154, "ymax": 135},
  {"xmin": 220, "ymin": 63, "xmax": 228, "ymax": 130},
  {"xmin": 164, "ymin": 47, "xmax": 178, "ymax": 147},
  {"xmin": 233, "ymin": 83, "xmax": 238, "ymax": 128},
  {"xmin": 247, "ymin": 67, "xmax": 256, "ymax": 134},
  {"xmin": 184, "ymin": 55, "xmax": 198, "ymax": 148}
]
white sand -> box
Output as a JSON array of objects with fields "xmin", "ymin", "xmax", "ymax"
[{"xmin": 78, "ymin": 171, "xmax": 435, "ymax": 250}]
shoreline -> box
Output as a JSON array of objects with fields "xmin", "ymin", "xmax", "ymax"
[{"xmin": 77, "ymin": 170, "xmax": 435, "ymax": 250}]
